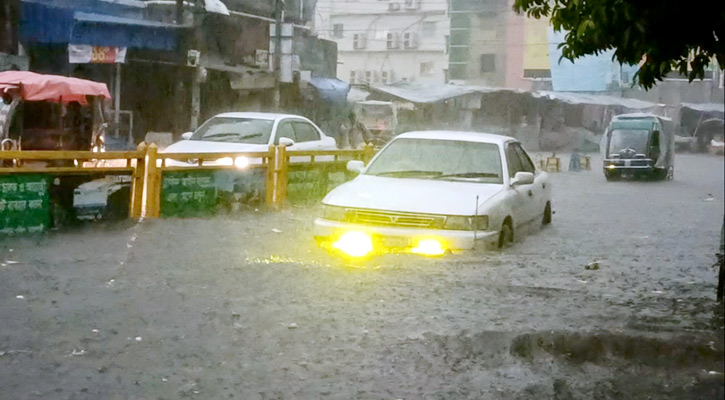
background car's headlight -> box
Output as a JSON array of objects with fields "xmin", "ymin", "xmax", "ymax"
[
  {"xmin": 444, "ymin": 215, "xmax": 488, "ymax": 230},
  {"xmin": 234, "ymin": 156, "xmax": 250, "ymax": 169},
  {"xmin": 217, "ymin": 157, "xmax": 233, "ymax": 166},
  {"xmin": 322, "ymin": 205, "xmax": 348, "ymax": 221}
]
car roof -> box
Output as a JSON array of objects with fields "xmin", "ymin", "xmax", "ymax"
[
  {"xmin": 395, "ymin": 130, "xmax": 517, "ymax": 145},
  {"xmin": 211, "ymin": 112, "xmax": 310, "ymax": 121}
]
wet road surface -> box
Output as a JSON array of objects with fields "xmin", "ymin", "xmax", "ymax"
[{"xmin": 1, "ymin": 153, "xmax": 724, "ymax": 399}]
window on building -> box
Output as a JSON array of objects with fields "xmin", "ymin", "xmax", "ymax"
[
  {"xmin": 349, "ymin": 71, "xmax": 356, "ymax": 84},
  {"xmin": 333, "ymin": 24, "xmax": 344, "ymax": 38},
  {"xmin": 445, "ymin": 35, "xmax": 449, "ymax": 55},
  {"xmin": 480, "ymin": 54, "xmax": 496, "ymax": 74},
  {"xmin": 422, "ymin": 21, "xmax": 437, "ymax": 37},
  {"xmin": 365, "ymin": 71, "xmax": 373, "ymax": 84},
  {"xmin": 420, "ymin": 62, "xmax": 434, "ymax": 76},
  {"xmin": 381, "ymin": 71, "xmax": 389, "ymax": 84}
]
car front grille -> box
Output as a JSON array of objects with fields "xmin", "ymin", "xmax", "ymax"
[{"xmin": 349, "ymin": 209, "xmax": 444, "ymax": 229}]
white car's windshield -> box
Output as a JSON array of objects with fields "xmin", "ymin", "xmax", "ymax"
[
  {"xmin": 365, "ymin": 138, "xmax": 503, "ymax": 184},
  {"xmin": 191, "ymin": 117, "xmax": 274, "ymax": 144},
  {"xmin": 609, "ymin": 129, "xmax": 649, "ymax": 156}
]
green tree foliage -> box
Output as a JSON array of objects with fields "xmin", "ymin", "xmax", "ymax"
[{"xmin": 513, "ymin": 0, "xmax": 725, "ymax": 88}]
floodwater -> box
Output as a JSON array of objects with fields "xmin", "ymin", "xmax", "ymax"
[{"xmin": 1, "ymin": 153, "xmax": 723, "ymax": 399}]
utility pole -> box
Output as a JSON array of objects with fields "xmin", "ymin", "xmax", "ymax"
[{"xmin": 273, "ymin": 0, "xmax": 283, "ymax": 110}]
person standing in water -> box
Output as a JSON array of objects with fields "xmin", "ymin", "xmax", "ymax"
[{"xmin": 339, "ymin": 111, "xmax": 372, "ymax": 150}]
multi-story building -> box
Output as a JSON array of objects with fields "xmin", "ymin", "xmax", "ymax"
[{"xmin": 315, "ymin": 0, "xmax": 450, "ymax": 85}]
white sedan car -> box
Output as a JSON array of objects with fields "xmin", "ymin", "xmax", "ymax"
[
  {"xmin": 162, "ymin": 112, "xmax": 336, "ymax": 166},
  {"xmin": 314, "ymin": 131, "xmax": 552, "ymax": 257}
]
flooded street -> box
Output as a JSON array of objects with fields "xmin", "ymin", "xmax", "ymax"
[{"xmin": 1, "ymin": 153, "xmax": 723, "ymax": 399}]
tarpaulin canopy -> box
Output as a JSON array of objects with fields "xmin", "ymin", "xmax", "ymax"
[
  {"xmin": 0, "ymin": 71, "xmax": 111, "ymax": 104},
  {"xmin": 307, "ymin": 78, "xmax": 350, "ymax": 103}
]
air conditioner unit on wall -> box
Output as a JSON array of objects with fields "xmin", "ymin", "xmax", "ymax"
[
  {"xmin": 386, "ymin": 32, "xmax": 400, "ymax": 49},
  {"xmin": 404, "ymin": 0, "xmax": 421, "ymax": 10},
  {"xmin": 403, "ymin": 32, "xmax": 419, "ymax": 49},
  {"xmin": 388, "ymin": 3, "xmax": 401, "ymax": 11},
  {"xmin": 353, "ymin": 33, "xmax": 368, "ymax": 49}
]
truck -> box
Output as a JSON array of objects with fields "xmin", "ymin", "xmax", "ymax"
[{"xmin": 601, "ymin": 113, "xmax": 675, "ymax": 181}]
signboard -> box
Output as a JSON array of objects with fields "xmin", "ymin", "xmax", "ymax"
[
  {"xmin": 160, "ymin": 169, "xmax": 266, "ymax": 217},
  {"xmin": 0, "ymin": 174, "xmax": 50, "ymax": 234},
  {"xmin": 69, "ymin": 45, "xmax": 127, "ymax": 64},
  {"xmin": 161, "ymin": 171, "xmax": 217, "ymax": 218}
]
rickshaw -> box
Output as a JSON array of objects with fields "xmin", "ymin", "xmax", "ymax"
[
  {"xmin": 353, "ymin": 100, "xmax": 398, "ymax": 149},
  {"xmin": 0, "ymin": 71, "xmax": 110, "ymax": 155},
  {"xmin": 0, "ymin": 71, "xmax": 122, "ymax": 226}
]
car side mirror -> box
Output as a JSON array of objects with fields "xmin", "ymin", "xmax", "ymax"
[
  {"xmin": 511, "ymin": 171, "xmax": 534, "ymax": 186},
  {"xmin": 181, "ymin": 131, "xmax": 193, "ymax": 140},
  {"xmin": 347, "ymin": 160, "xmax": 365, "ymax": 174},
  {"xmin": 278, "ymin": 137, "xmax": 295, "ymax": 147}
]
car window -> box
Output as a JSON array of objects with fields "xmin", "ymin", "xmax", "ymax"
[
  {"xmin": 505, "ymin": 144, "xmax": 523, "ymax": 178},
  {"xmin": 512, "ymin": 143, "xmax": 536, "ymax": 173},
  {"xmin": 292, "ymin": 122, "xmax": 320, "ymax": 142},
  {"xmin": 276, "ymin": 121, "xmax": 296, "ymax": 144},
  {"xmin": 190, "ymin": 117, "xmax": 274, "ymax": 144},
  {"xmin": 365, "ymin": 138, "xmax": 503, "ymax": 184}
]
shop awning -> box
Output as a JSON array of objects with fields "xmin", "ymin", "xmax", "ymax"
[{"xmin": 70, "ymin": 12, "xmax": 183, "ymax": 51}]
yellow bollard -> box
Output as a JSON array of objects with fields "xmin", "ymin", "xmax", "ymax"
[
  {"xmin": 145, "ymin": 143, "xmax": 161, "ymax": 218},
  {"xmin": 129, "ymin": 142, "xmax": 147, "ymax": 218},
  {"xmin": 265, "ymin": 145, "xmax": 276, "ymax": 207},
  {"xmin": 276, "ymin": 145, "xmax": 288, "ymax": 208}
]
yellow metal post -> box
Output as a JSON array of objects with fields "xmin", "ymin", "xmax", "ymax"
[
  {"xmin": 146, "ymin": 143, "xmax": 161, "ymax": 218},
  {"xmin": 130, "ymin": 142, "xmax": 147, "ymax": 218},
  {"xmin": 276, "ymin": 145, "xmax": 288, "ymax": 208},
  {"xmin": 265, "ymin": 145, "xmax": 276, "ymax": 207},
  {"xmin": 363, "ymin": 144, "xmax": 375, "ymax": 164}
]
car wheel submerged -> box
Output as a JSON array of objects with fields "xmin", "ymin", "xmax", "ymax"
[
  {"xmin": 498, "ymin": 220, "xmax": 513, "ymax": 249},
  {"xmin": 542, "ymin": 202, "xmax": 552, "ymax": 225}
]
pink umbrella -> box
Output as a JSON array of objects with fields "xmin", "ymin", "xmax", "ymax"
[{"xmin": 0, "ymin": 71, "xmax": 111, "ymax": 104}]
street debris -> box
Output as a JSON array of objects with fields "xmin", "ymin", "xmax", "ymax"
[
  {"xmin": 16, "ymin": 295, "xmax": 24, "ymax": 299},
  {"xmin": 70, "ymin": 349, "xmax": 87, "ymax": 356},
  {"xmin": 288, "ymin": 323, "xmax": 299, "ymax": 329},
  {"xmin": 585, "ymin": 261, "xmax": 600, "ymax": 270}
]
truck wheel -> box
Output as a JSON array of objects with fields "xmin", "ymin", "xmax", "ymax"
[{"xmin": 604, "ymin": 170, "xmax": 617, "ymax": 181}]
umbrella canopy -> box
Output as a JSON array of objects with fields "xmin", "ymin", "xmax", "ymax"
[{"xmin": 0, "ymin": 71, "xmax": 111, "ymax": 104}]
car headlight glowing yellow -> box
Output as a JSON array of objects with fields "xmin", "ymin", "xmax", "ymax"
[
  {"xmin": 411, "ymin": 238, "xmax": 447, "ymax": 256},
  {"xmin": 332, "ymin": 231, "xmax": 373, "ymax": 258}
]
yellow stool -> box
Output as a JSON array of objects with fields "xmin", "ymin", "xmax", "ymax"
[
  {"xmin": 545, "ymin": 153, "xmax": 561, "ymax": 172},
  {"xmin": 581, "ymin": 155, "xmax": 591, "ymax": 170}
]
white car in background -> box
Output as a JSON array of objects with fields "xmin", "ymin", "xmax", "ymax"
[
  {"xmin": 162, "ymin": 112, "xmax": 336, "ymax": 166},
  {"xmin": 314, "ymin": 131, "xmax": 552, "ymax": 257}
]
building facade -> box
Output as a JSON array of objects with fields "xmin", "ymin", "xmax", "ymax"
[{"xmin": 315, "ymin": 0, "xmax": 450, "ymax": 85}]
